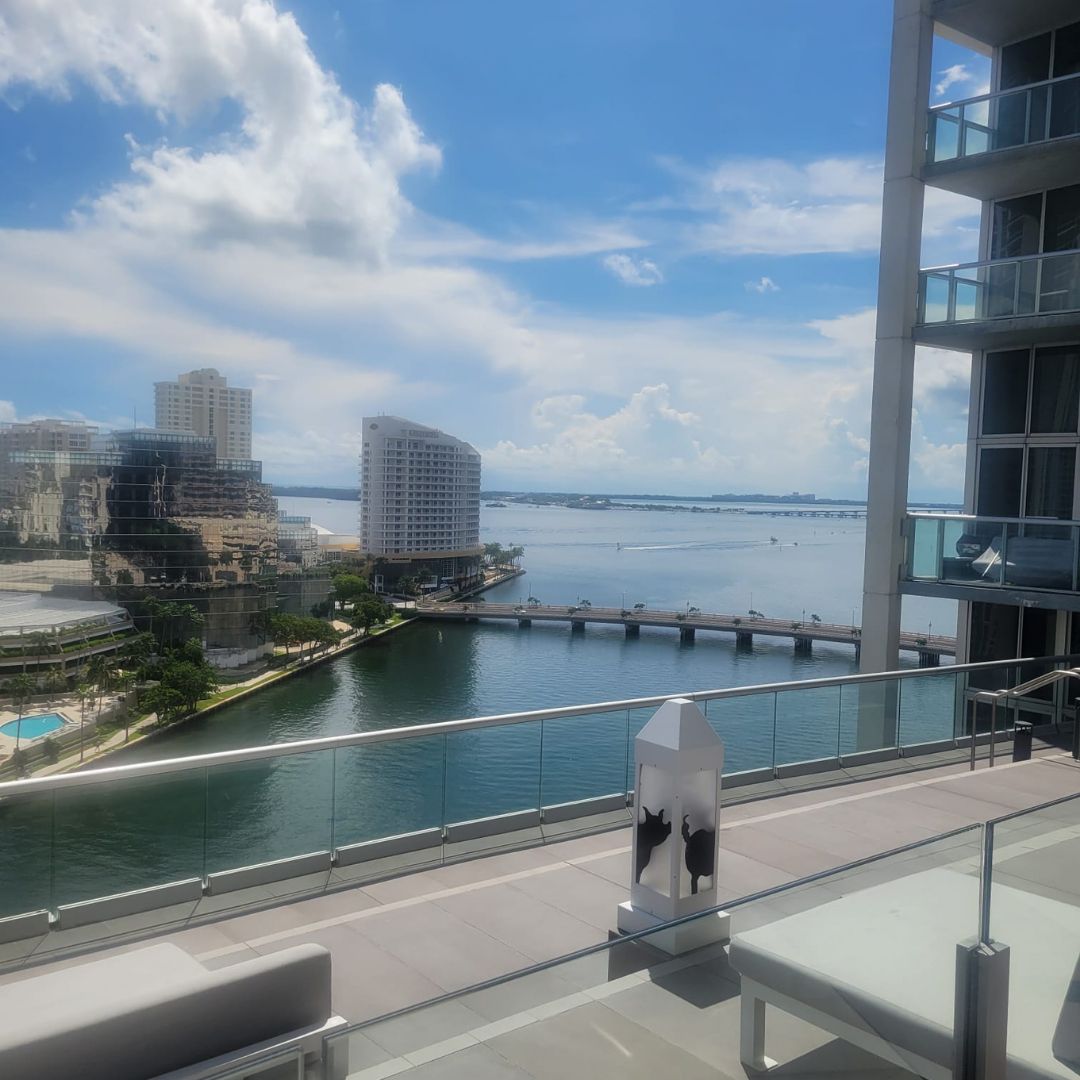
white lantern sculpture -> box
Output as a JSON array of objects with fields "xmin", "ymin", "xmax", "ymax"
[{"xmin": 617, "ymin": 697, "xmax": 730, "ymax": 953}]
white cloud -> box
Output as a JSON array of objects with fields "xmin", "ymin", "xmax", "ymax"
[
  {"xmin": 745, "ymin": 276, "xmax": 779, "ymax": 294},
  {"xmin": 933, "ymin": 63, "xmax": 989, "ymax": 100},
  {"xmin": 1, "ymin": 0, "xmax": 440, "ymax": 260},
  {"xmin": 602, "ymin": 252, "xmax": 663, "ymax": 287},
  {"xmin": 657, "ymin": 155, "xmax": 978, "ymax": 258}
]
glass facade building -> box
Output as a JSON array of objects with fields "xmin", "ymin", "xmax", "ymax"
[{"xmin": 0, "ymin": 424, "xmax": 278, "ymax": 659}]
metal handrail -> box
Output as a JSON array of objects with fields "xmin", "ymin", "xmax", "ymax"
[
  {"xmin": 969, "ymin": 665, "xmax": 1080, "ymax": 770},
  {"xmin": 920, "ymin": 246, "xmax": 1080, "ymax": 276},
  {"xmin": 928, "ymin": 70, "xmax": 1080, "ymax": 114},
  {"xmin": 1, "ymin": 654, "xmax": 1067, "ymax": 798},
  {"xmin": 908, "ymin": 511, "xmax": 1080, "ymax": 528}
]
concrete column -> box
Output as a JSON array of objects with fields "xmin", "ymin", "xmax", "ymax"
[
  {"xmin": 625, "ymin": 623, "xmax": 640, "ymax": 639},
  {"xmin": 679, "ymin": 626, "xmax": 695, "ymax": 644},
  {"xmin": 860, "ymin": 0, "xmax": 934, "ymax": 676}
]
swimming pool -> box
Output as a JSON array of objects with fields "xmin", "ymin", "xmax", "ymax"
[{"xmin": 0, "ymin": 713, "xmax": 66, "ymax": 740}]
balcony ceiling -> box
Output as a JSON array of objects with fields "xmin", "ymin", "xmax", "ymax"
[
  {"xmin": 923, "ymin": 136, "xmax": 1080, "ymax": 202},
  {"xmin": 934, "ymin": 0, "xmax": 1079, "ymax": 49},
  {"xmin": 914, "ymin": 310, "xmax": 1080, "ymax": 352}
]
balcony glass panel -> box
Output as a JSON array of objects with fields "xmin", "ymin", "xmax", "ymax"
[
  {"xmin": 898, "ymin": 671, "xmax": 958, "ymax": 748},
  {"xmin": 988, "ymin": 795, "xmax": 1080, "ymax": 1075},
  {"xmin": 773, "ymin": 684, "xmax": 841, "ymax": 766},
  {"xmin": 909, "ymin": 515, "xmax": 941, "ymax": 579},
  {"xmin": 332, "ymin": 736, "xmax": 444, "ymax": 848},
  {"xmin": 0, "ymin": 791, "xmax": 53, "ymax": 917},
  {"xmin": 540, "ymin": 710, "xmax": 628, "ymax": 807},
  {"xmin": 323, "ymin": 825, "xmax": 985, "ymax": 1080},
  {"xmin": 906, "ymin": 514, "xmax": 1080, "ymax": 596},
  {"xmin": 705, "ymin": 695, "xmax": 775, "ymax": 774},
  {"xmin": 919, "ymin": 250, "xmax": 1080, "ymax": 327},
  {"xmin": 928, "ymin": 72, "xmax": 1080, "ymax": 164},
  {"xmin": 444, "ymin": 721, "xmax": 541, "ymax": 824},
  {"xmin": 838, "ymin": 678, "xmax": 899, "ymax": 756},
  {"xmin": 205, "ymin": 750, "xmax": 332, "ymax": 874},
  {"xmin": 54, "ymin": 771, "xmax": 206, "ymax": 907}
]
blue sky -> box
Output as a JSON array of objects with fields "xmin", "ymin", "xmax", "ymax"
[{"xmin": 0, "ymin": 1, "xmax": 988, "ymax": 497}]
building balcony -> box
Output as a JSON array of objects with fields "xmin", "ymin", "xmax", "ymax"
[
  {"xmin": 914, "ymin": 249, "xmax": 1080, "ymax": 350},
  {"xmin": 925, "ymin": 72, "xmax": 1080, "ymax": 201},
  {"xmin": 902, "ymin": 511, "xmax": 1080, "ymax": 608}
]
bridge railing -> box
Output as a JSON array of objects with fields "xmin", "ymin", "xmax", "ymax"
[{"xmin": 0, "ymin": 654, "xmax": 1074, "ymax": 934}]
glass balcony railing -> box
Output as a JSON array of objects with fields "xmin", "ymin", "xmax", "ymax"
[
  {"xmin": 5, "ymin": 654, "xmax": 1074, "ymax": 929},
  {"xmin": 918, "ymin": 250, "xmax": 1080, "ymax": 326},
  {"xmin": 906, "ymin": 512, "xmax": 1080, "ymax": 593},
  {"xmin": 321, "ymin": 794, "xmax": 1080, "ymax": 1078},
  {"xmin": 928, "ymin": 71, "xmax": 1080, "ymax": 164}
]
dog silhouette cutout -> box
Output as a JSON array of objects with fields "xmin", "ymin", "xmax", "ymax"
[
  {"xmin": 682, "ymin": 814, "xmax": 716, "ymax": 895},
  {"xmin": 635, "ymin": 806, "xmax": 671, "ymax": 884}
]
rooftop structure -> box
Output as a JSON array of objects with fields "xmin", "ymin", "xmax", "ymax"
[
  {"xmin": 359, "ymin": 415, "xmax": 482, "ymax": 589},
  {"xmin": 863, "ymin": 2, "xmax": 1080, "ymax": 681},
  {"xmin": 154, "ymin": 367, "xmax": 253, "ymax": 460}
]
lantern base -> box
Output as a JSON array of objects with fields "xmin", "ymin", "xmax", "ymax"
[{"xmin": 617, "ymin": 901, "xmax": 731, "ymax": 955}]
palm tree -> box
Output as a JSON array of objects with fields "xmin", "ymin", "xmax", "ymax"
[
  {"xmin": 85, "ymin": 654, "xmax": 115, "ymax": 726},
  {"xmin": 76, "ymin": 682, "xmax": 93, "ymax": 763},
  {"xmin": 7, "ymin": 673, "xmax": 35, "ymax": 755}
]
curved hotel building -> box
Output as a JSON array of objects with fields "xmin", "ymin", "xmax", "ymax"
[{"xmin": 359, "ymin": 416, "xmax": 482, "ymax": 590}]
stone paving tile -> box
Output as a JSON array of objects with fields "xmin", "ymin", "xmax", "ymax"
[
  {"xmin": 505, "ymin": 864, "xmax": 629, "ymax": 930},
  {"xmin": 433, "ymin": 882, "xmax": 606, "ymax": 964},
  {"xmin": 349, "ymin": 901, "xmax": 535, "ymax": 997}
]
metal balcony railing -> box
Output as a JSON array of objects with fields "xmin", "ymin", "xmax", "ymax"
[
  {"xmin": 928, "ymin": 70, "xmax": 1080, "ymax": 164},
  {"xmin": 905, "ymin": 511, "xmax": 1080, "ymax": 593},
  {"xmin": 917, "ymin": 249, "xmax": 1080, "ymax": 326}
]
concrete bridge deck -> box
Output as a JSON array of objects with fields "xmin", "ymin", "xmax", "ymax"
[{"xmin": 415, "ymin": 602, "xmax": 956, "ymax": 662}]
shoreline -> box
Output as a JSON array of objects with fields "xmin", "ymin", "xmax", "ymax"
[{"xmin": 57, "ymin": 567, "xmax": 527, "ymax": 772}]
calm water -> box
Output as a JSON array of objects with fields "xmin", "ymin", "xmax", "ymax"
[
  {"xmin": 0, "ymin": 498, "xmax": 962, "ymax": 915},
  {"xmin": 120, "ymin": 496, "xmax": 957, "ymax": 760}
]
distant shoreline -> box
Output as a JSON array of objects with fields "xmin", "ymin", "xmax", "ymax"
[{"xmin": 274, "ymin": 484, "xmax": 961, "ymax": 512}]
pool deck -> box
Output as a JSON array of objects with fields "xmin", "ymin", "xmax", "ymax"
[
  {"xmin": 1, "ymin": 746, "xmax": 1077, "ymax": 1052},
  {"xmin": 0, "ymin": 708, "xmax": 74, "ymax": 751}
]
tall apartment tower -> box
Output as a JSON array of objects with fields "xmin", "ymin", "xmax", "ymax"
[
  {"xmin": 154, "ymin": 368, "xmax": 252, "ymax": 460},
  {"xmin": 863, "ymin": 3, "xmax": 1080, "ymax": 686},
  {"xmin": 359, "ymin": 416, "xmax": 482, "ymax": 587}
]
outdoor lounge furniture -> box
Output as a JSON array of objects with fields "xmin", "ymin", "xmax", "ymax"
[
  {"xmin": 0, "ymin": 941, "xmax": 345, "ymax": 1080},
  {"xmin": 970, "ymin": 536, "xmax": 1074, "ymax": 589},
  {"xmin": 730, "ymin": 867, "xmax": 1080, "ymax": 1079}
]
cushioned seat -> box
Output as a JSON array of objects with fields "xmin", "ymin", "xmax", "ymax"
[
  {"xmin": 0, "ymin": 941, "xmax": 335, "ymax": 1080},
  {"xmin": 730, "ymin": 866, "xmax": 1080, "ymax": 1079}
]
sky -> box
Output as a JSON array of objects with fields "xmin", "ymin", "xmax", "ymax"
[{"xmin": 0, "ymin": 1, "xmax": 991, "ymax": 498}]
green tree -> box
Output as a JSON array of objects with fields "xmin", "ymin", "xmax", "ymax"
[
  {"xmin": 118, "ymin": 632, "xmax": 157, "ymax": 679},
  {"xmin": 331, "ymin": 573, "xmax": 371, "ymax": 605},
  {"xmin": 141, "ymin": 685, "xmax": 186, "ymax": 724},
  {"xmin": 41, "ymin": 736, "xmax": 60, "ymax": 765},
  {"xmin": 159, "ymin": 660, "xmax": 218, "ymax": 714},
  {"xmin": 350, "ymin": 597, "xmax": 391, "ymax": 634}
]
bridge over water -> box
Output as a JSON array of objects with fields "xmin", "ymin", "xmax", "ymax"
[{"xmin": 414, "ymin": 602, "xmax": 955, "ymax": 666}]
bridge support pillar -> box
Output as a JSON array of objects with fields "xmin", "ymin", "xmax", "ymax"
[
  {"xmin": 571, "ymin": 620, "xmax": 585, "ymax": 633},
  {"xmin": 625, "ymin": 623, "xmax": 640, "ymax": 639},
  {"xmin": 854, "ymin": 643, "xmax": 861, "ymax": 663},
  {"xmin": 679, "ymin": 626, "xmax": 695, "ymax": 645},
  {"xmin": 918, "ymin": 650, "xmax": 939, "ymax": 668},
  {"xmin": 518, "ymin": 618, "xmax": 531, "ymax": 628},
  {"xmin": 794, "ymin": 636, "xmax": 812, "ymax": 656},
  {"xmin": 735, "ymin": 631, "xmax": 753, "ymax": 650}
]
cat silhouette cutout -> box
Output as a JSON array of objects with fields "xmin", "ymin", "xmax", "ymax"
[
  {"xmin": 682, "ymin": 814, "xmax": 716, "ymax": 895},
  {"xmin": 635, "ymin": 806, "xmax": 671, "ymax": 884}
]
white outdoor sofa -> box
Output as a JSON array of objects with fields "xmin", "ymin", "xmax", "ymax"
[
  {"xmin": 730, "ymin": 867, "xmax": 1080, "ymax": 1079},
  {"xmin": 0, "ymin": 941, "xmax": 346, "ymax": 1079}
]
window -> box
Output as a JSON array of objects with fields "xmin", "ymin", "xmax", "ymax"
[
  {"xmin": 1031, "ymin": 346, "xmax": 1080, "ymax": 432},
  {"xmin": 1000, "ymin": 32, "xmax": 1051, "ymax": 90},
  {"xmin": 982, "ymin": 350, "xmax": 1029, "ymax": 434},
  {"xmin": 977, "ymin": 448, "xmax": 1023, "ymax": 517},
  {"xmin": 1026, "ymin": 446, "xmax": 1075, "ymax": 518}
]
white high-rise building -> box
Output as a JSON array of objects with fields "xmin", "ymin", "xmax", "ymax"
[
  {"xmin": 359, "ymin": 416, "xmax": 482, "ymax": 584},
  {"xmin": 154, "ymin": 368, "xmax": 252, "ymax": 460},
  {"xmin": 863, "ymin": 2, "xmax": 1080, "ymax": 685}
]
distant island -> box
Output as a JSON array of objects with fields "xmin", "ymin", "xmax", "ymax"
[
  {"xmin": 271, "ymin": 485, "xmax": 359, "ymax": 500},
  {"xmin": 480, "ymin": 490, "xmax": 961, "ymax": 511}
]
